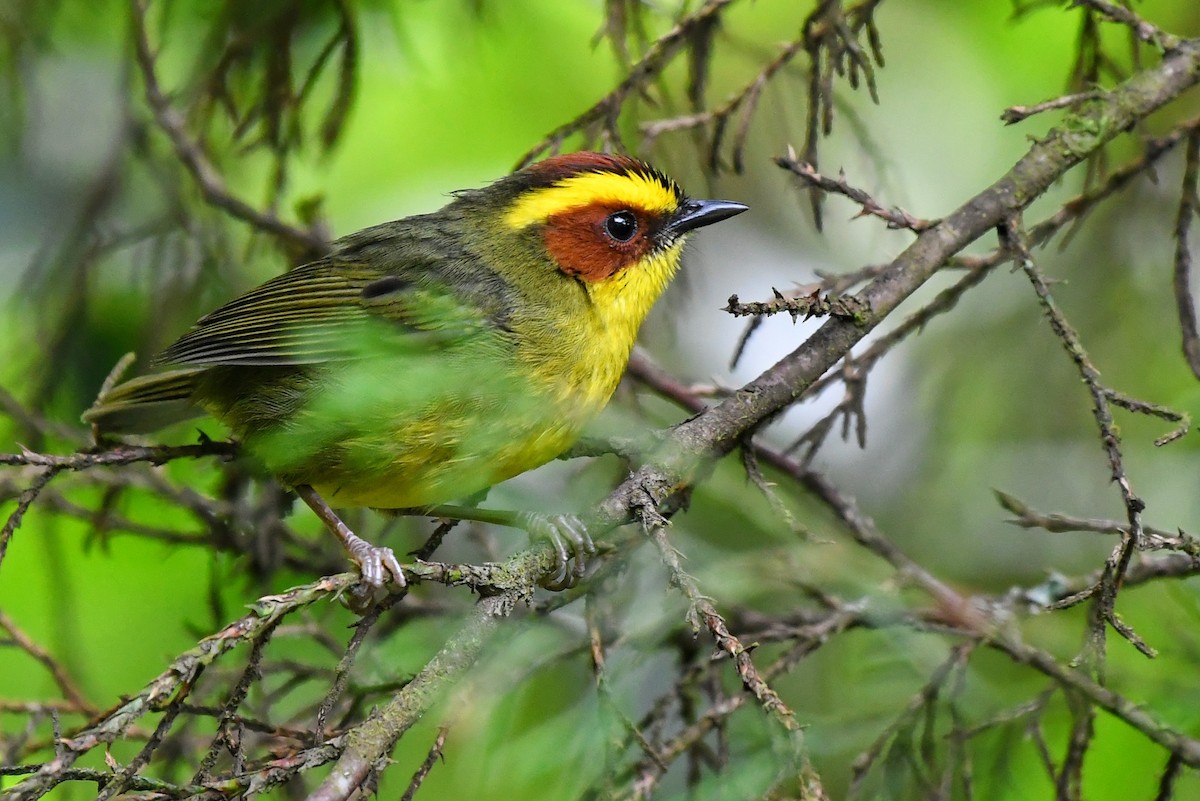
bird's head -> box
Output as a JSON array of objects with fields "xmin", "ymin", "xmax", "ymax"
[{"xmin": 468, "ymin": 152, "xmax": 747, "ymax": 326}]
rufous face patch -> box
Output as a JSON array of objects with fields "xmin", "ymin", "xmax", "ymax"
[{"xmin": 542, "ymin": 204, "xmax": 662, "ymax": 282}]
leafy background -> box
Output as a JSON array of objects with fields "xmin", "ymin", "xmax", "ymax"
[{"xmin": 3, "ymin": 1, "xmax": 1200, "ymax": 799}]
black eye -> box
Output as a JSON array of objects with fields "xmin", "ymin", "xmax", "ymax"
[{"xmin": 604, "ymin": 211, "xmax": 638, "ymax": 242}]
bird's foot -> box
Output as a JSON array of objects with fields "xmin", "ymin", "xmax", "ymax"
[
  {"xmin": 518, "ymin": 512, "xmax": 596, "ymax": 590},
  {"xmin": 342, "ymin": 528, "xmax": 407, "ymax": 589},
  {"xmin": 295, "ymin": 484, "xmax": 406, "ymax": 593},
  {"xmin": 417, "ymin": 503, "xmax": 596, "ymax": 590}
]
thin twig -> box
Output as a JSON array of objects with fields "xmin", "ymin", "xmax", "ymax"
[
  {"xmin": 646, "ymin": 524, "xmax": 797, "ymax": 732},
  {"xmin": 0, "ymin": 441, "xmax": 239, "ymax": 470},
  {"xmin": 312, "ymin": 593, "xmax": 403, "ymax": 743},
  {"xmin": 849, "ymin": 645, "xmax": 974, "ymax": 795},
  {"xmin": 0, "ymin": 611, "xmax": 95, "ymax": 714},
  {"xmin": 994, "ymin": 490, "xmax": 1200, "ymax": 555},
  {"xmin": 303, "ymin": 591, "xmax": 520, "ymax": 801},
  {"xmin": 1008, "ymin": 223, "xmax": 1151, "ymax": 662},
  {"xmin": 3, "ymin": 575, "xmax": 357, "ymax": 801},
  {"xmin": 1001, "ymin": 91, "xmax": 1099, "ymax": 124},
  {"xmin": 1073, "ymin": 0, "xmax": 1180, "ymax": 50},
  {"xmin": 1173, "ymin": 130, "xmax": 1200, "ymax": 380},
  {"xmin": 93, "ymin": 678, "xmax": 196, "ymax": 801},
  {"xmin": 775, "ymin": 149, "xmax": 934, "ymax": 231},
  {"xmin": 399, "ymin": 727, "xmax": 448, "ymax": 801},
  {"xmin": 0, "ymin": 467, "xmax": 61, "ymax": 574},
  {"xmin": 640, "ymin": 35, "xmax": 808, "ymax": 171},
  {"xmin": 519, "ymin": 0, "xmax": 742, "ymax": 166},
  {"xmin": 129, "ymin": 0, "xmax": 327, "ymax": 258},
  {"xmin": 192, "ymin": 619, "xmax": 283, "ymax": 783}
]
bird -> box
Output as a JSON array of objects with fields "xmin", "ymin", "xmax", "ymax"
[{"xmin": 84, "ymin": 152, "xmax": 748, "ymax": 589}]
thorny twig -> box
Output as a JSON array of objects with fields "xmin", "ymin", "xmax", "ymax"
[
  {"xmin": 647, "ymin": 524, "xmax": 798, "ymax": 733},
  {"xmin": 642, "ymin": 518, "xmax": 829, "ymax": 798},
  {"xmin": 640, "ymin": 35, "xmax": 809, "ymax": 172},
  {"xmin": 775, "ymin": 150, "xmax": 934, "ymax": 231},
  {"xmin": 724, "ymin": 286, "xmax": 869, "ymax": 322},
  {"xmin": 1006, "ymin": 222, "xmax": 1164, "ymax": 664}
]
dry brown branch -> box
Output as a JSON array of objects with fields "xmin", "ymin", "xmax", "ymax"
[
  {"xmin": 640, "ymin": 35, "xmax": 808, "ymax": 171},
  {"xmin": 518, "ymin": 0, "xmax": 743, "ymax": 167},
  {"xmin": 1008, "ymin": 224, "xmax": 1157, "ymax": 663},
  {"xmin": 1002, "ymin": 90, "xmax": 1101, "ymax": 124},
  {"xmin": 775, "ymin": 150, "xmax": 934, "ymax": 231},
  {"xmin": 129, "ymin": 0, "xmax": 328, "ymax": 259},
  {"xmin": 1073, "ymin": 0, "xmax": 1180, "ymax": 50},
  {"xmin": 4, "ymin": 575, "xmax": 355, "ymax": 801}
]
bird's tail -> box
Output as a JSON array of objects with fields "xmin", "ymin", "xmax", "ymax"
[{"xmin": 82, "ymin": 368, "xmax": 206, "ymax": 435}]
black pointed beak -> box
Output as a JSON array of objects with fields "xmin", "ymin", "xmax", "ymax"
[{"xmin": 668, "ymin": 199, "xmax": 749, "ymax": 235}]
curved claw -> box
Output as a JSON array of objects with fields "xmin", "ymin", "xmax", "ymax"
[
  {"xmin": 296, "ymin": 484, "xmax": 407, "ymax": 594},
  {"xmin": 520, "ymin": 512, "xmax": 595, "ymax": 590},
  {"xmin": 345, "ymin": 534, "xmax": 407, "ymax": 589},
  {"xmin": 337, "ymin": 539, "xmax": 405, "ymax": 614}
]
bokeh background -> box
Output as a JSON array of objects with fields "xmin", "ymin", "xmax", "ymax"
[{"xmin": 3, "ymin": 1, "xmax": 1200, "ymax": 799}]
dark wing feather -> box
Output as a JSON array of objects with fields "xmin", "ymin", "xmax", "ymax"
[
  {"xmin": 156, "ymin": 263, "xmax": 380, "ymax": 366},
  {"xmin": 156, "ymin": 248, "xmax": 510, "ymax": 367}
]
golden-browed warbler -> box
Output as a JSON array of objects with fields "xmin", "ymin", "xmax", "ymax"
[{"xmin": 85, "ymin": 152, "xmax": 747, "ymax": 588}]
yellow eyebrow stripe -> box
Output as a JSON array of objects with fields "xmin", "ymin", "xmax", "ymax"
[{"xmin": 503, "ymin": 170, "xmax": 679, "ymax": 229}]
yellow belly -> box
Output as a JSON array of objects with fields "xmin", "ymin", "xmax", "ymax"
[
  {"xmin": 235, "ymin": 284, "xmax": 644, "ymax": 510},
  {"xmin": 307, "ymin": 412, "xmax": 583, "ymax": 509},
  {"xmin": 246, "ymin": 353, "xmax": 609, "ymax": 510}
]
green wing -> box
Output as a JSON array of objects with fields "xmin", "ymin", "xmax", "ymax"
[
  {"xmin": 156, "ymin": 260, "xmax": 498, "ymax": 367},
  {"xmin": 156, "ymin": 220, "xmax": 517, "ymax": 369},
  {"xmin": 85, "ymin": 226, "xmax": 518, "ymax": 434}
]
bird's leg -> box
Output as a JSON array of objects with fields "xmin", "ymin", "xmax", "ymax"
[
  {"xmin": 420, "ymin": 504, "xmax": 595, "ymax": 590},
  {"xmin": 295, "ymin": 485, "xmax": 406, "ymax": 588}
]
